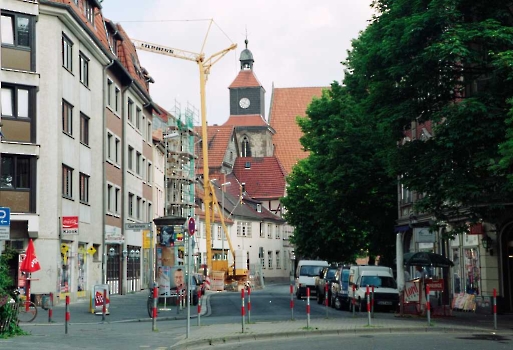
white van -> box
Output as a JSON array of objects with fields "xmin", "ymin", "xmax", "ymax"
[
  {"xmin": 348, "ymin": 265, "xmax": 399, "ymax": 312},
  {"xmin": 295, "ymin": 260, "xmax": 329, "ymax": 299}
]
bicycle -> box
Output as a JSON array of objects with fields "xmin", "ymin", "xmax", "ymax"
[{"xmin": 10, "ymin": 291, "xmax": 37, "ymax": 323}]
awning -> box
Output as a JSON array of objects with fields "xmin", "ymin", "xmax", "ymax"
[{"xmin": 394, "ymin": 225, "xmax": 410, "ymax": 232}]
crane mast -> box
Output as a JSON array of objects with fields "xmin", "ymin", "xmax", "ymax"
[{"xmin": 132, "ymin": 35, "xmax": 236, "ymax": 272}]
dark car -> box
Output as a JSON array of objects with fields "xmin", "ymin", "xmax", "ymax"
[
  {"xmin": 315, "ymin": 265, "xmax": 338, "ymax": 306},
  {"xmin": 331, "ymin": 265, "xmax": 350, "ymax": 310}
]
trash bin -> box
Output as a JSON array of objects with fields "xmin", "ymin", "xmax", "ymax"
[{"xmin": 41, "ymin": 294, "xmax": 49, "ymax": 310}]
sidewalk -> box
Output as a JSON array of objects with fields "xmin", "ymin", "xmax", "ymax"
[{"xmin": 7, "ymin": 289, "xmax": 513, "ymax": 350}]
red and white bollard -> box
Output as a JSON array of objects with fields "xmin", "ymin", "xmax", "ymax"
[
  {"xmin": 241, "ymin": 288, "xmax": 245, "ymax": 333},
  {"xmin": 426, "ymin": 285, "xmax": 431, "ymax": 325},
  {"xmin": 247, "ymin": 285, "xmax": 251, "ymax": 323},
  {"xmin": 102, "ymin": 289, "xmax": 107, "ymax": 322},
  {"xmin": 366, "ymin": 285, "xmax": 371, "ymax": 326},
  {"xmin": 152, "ymin": 286, "xmax": 157, "ymax": 331},
  {"xmin": 65, "ymin": 295, "xmax": 70, "ymax": 334},
  {"xmin": 290, "ymin": 284, "xmax": 294, "ymax": 320},
  {"xmin": 48, "ymin": 292, "xmax": 53, "ymax": 323},
  {"xmin": 371, "ymin": 285, "xmax": 375, "ymax": 318},
  {"xmin": 306, "ymin": 287, "xmax": 311, "ymax": 328},
  {"xmin": 197, "ymin": 288, "xmax": 202, "ymax": 326},
  {"xmin": 493, "ymin": 288, "xmax": 497, "ymax": 330}
]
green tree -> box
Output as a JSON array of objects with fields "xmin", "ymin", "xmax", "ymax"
[
  {"xmin": 344, "ymin": 0, "xmax": 513, "ymax": 224},
  {"xmin": 282, "ymin": 83, "xmax": 397, "ymax": 264},
  {"xmin": 0, "ymin": 248, "xmax": 25, "ymax": 336}
]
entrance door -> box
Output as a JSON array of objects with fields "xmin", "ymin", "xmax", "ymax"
[{"xmin": 107, "ymin": 244, "xmax": 121, "ymax": 295}]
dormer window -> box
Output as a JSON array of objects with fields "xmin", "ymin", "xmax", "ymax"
[
  {"xmin": 245, "ymin": 161, "xmax": 251, "ymax": 169},
  {"xmin": 84, "ymin": 1, "xmax": 95, "ymax": 25},
  {"xmin": 257, "ymin": 204, "xmax": 262, "ymax": 213}
]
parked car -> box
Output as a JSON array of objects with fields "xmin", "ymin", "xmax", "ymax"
[
  {"xmin": 330, "ymin": 265, "xmax": 351, "ymax": 310},
  {"xmin": 295, "ymin": 260, "xmax": 329, "ymax": 299},
  {"xmin": 315, "ymin": 265, "xmax": 338, "ymax": 306},
  {"xmin": 347, "ymin": 265, "xmax": 399, "ymax": 312}
]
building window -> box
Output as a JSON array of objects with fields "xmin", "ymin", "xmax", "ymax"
[
  {"xmin": 80, "ymin": 113, "xmax": 89, "ymax": 145},
  {"xmin": 267, "ymin": 223, "xmax": 272, "ymax": 239},
  {"xmin": 107, "ymin": 184, "xmax": 113, "ymax": 212},
  {"xmin": 62, "ymin": 165, "xmax": 73, "ymax": 199},
  {"xmin": 241, "ymin": 136, "xmax": 251, "ymax": 157},
  {"xmin": 84, "ymin": 1, "xmax": 95, "ymax": 25},
  {"xmin": 1, "ymin": 85, "xmax": 29, "ymax": 119},
  {"xmin": 275, "ymin": 225, "xmax": 280, "ymax": 239},
  {"xmin": 136, "ymin": 107, "xmax": 141, "ymax": 130},
  {"xmin": 107, "ymin": 79, "xmax": 112, "ymax": 106},
  {"xmin": 148, "ymin": 203, "xmax": 152, "ymax": 221},
  {"xmin": 114, "ymin": 87, "xmax": 120, "ymax": 112},
  {"xmin": 276, "ymin": 250, "xmax": 281, "ymax": 269},
  {"xmin": 128, "ymin": 193, "xmax": 134, "ymax": 217},
  {"xmin": 62, "ymin": 100, "xmax": 73, "ymax": 135},
  {"xmin": 128, "ymin": 146, "xmax": 134, "ymax": 171},
  {"xmin": 136, "ymin": 152, "xmax": 141, "ymax": 175},
  {"xmin": 62, "ymin": 34, "xmax": 73, "ymax": 71},
  {"xmin": 147, "ymin": 162, "xmax": 152, "ymax": 183},
  {"xmin": 115, "ymin": 138, "xmax": 121, "ymax": 163},
  {"xmin": 1, "ymin": 13, "xmax": 31, "ymax": 48},
  {"xmin": 0, "ymin": 155, "xmax": 30, "ymax": 189},
  {"xmin": 136, "ymin": 196, "xmax": 141, "ymax": 219},
  {"xmin": 127, "ymin": 98, "xmax": 133, "ymax": 123},
  {"xmin": 268, "ymin": 251, "xmax": 273, "ymax": 269},
  {"xmin": 79, "ymin": 52, "xmax": 89, "ymax": 86},
  {"xmin": 107, "ymin": 133, "xmax": 113, "ymax": 159},
  {"xmin": 260, "ymin": 222, "xmax": 265, "ymax": 238},
  {"xmin": 147, "ymin": 121, "xmax": 152, "ymax": 141},
  {"xmin": 115, "ymin": 188, "xmax": 120, "ymax": 214},
  {"xmin": 216, "ymin": 225, "xmax": 222, "ymax": 240},
  {"xmin": 237, "ymin": 222, "xmax": 252, "ymax": 237},
  {"xmin": 256, "ymin": 203, "xmax": 262, "ymax": 213},
  {"xmin": 79, "ymin": 172, "xmax": 89, "ymax": 204}
]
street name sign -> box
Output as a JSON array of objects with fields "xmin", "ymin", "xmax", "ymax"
[
  {"xmin": 125, "ymin": 223, "xmax": 151, "ymax": 231},
  {"xmin": 0, "ymin": 207, "xmax": 11, "ymax": 240}
]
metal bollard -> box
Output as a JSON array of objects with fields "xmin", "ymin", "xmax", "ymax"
[
  {"xmin": 102, "ymin": 289, "xmax": 107, "ymax": 322},
  {"xmin": 65, "ymin": 295, "xmax": 70, "ymax": 334},
  {"xmin": 290, "ymin": 284, "xmax": 294, "ymax": 320},
  {"xmin": 48, "ymin": 292, "xmax": 53, "ymax": 323},
  {"xmin": 152, "ymin": 287, "xmax": 157, "ymax": 331},
  {"xmin": 493, "ymin": 288, "xmax": 497, "ymax": 330},
  {"xmin": 241, "ymin": 288, "xmax": 245, "ymax": 333},
  {"xmin": 426, "ymin": 285, "xmax": 431, "ymax": 326},
  {"xmin": 197, "ymin": 287, "xmax": 202, "ymax": 326},
  {"xmin": 306, "ymin": 287, "xmax": 311, "ymax": 328},
  {"xmin": 247, "ymin": 285, "xmax": 251, "ymax": 323},
  {"xmin": 371, "ymin": 286, "xmax": 375, "ymax": 318},
  {"xmin": 366, "ymin": 285, "xmax": 371, "ymax": 326}
]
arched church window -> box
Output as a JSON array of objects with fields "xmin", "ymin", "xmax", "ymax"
[{"xmin": 241, "ymin": 136, "xmax": 251, "ymax": 157}]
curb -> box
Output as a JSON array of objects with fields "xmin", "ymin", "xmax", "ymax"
[{"xmin": 169, "ymin": 325, "xmax": 507, "ymax": 349}]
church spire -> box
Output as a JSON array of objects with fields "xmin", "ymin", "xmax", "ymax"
[{"xmin": 239, "ymin": 38, "xmax": 254, "ymax": 70}]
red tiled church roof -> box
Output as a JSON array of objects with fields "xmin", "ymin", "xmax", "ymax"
[
  {"xmin": 269, "ymin": 86, "xmax": 327, "ymax": 175},
  {"xmin": 233, "ymin": 157, "xmax": 286, "ymax": 199},
  {"xmin": 194, "ymin": 125, "xmax": 236, "ymax": 173},
  {"xmin": 229, "ymin": 70, "xmax": 264, "ymax": 89},
  {"xmin": 223, "ymin": 114, "xmax": 268, "ymax": 127}
]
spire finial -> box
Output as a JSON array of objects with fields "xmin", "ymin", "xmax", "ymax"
[{"xmin": 245, "ymin": 27, "xmax": 248, "ymax": 49}]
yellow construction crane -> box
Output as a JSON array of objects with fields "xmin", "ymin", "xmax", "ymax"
[{"xmin": 132, "ymin": 22, "xmax": 236, "ymax": 272}]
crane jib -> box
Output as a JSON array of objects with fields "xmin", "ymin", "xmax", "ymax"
[{"xmin": 139, "ymin": 43, "xmax": 174, "ymax": 54}]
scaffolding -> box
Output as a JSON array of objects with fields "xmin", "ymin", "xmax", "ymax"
[{"xmin": 164, "ymin": 101, "xmax": 199, "ymax": 219}]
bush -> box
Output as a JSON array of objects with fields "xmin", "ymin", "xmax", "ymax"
[{"xmin": 0, "ymin": 247, "xmax": 25, "ymax": 337}]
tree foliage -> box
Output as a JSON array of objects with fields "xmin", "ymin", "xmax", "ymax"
[
  {"xmin": 283, "ymin": 0, "xmax": 513, "ymax": 263},
  {"xmin": 0, "ymin": 248, "xmax": 25, "ymax": 336}
]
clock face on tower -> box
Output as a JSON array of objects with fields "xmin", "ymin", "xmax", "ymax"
[{"xmin": 239, "ymin": 97, "xmax": 250, "ymax": 109}]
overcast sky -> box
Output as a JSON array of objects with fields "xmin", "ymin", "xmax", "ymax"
[{"xmin": 101, "ymin": 0, "xmax": 375, "ymax": 126}]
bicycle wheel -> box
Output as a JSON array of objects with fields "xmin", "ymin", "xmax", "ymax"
[
  {"xmin": 147, "ymin": 298, "xmax": 156, "ymax": 318},
  {"xmin": 18, "ymin": 301, "xmax": 37, "ymax": 322}
]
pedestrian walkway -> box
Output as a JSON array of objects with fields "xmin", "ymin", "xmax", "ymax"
[{"xmin": 5, "ymin": 288, "xmax": 513, "ymax": 350}]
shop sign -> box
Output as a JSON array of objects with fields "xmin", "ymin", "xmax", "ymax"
[
  {"xmin": 414, "ymin": 227, "xmax": 435, "ymax": 243},
  {"xmin": 426, "ymin": 279, "xmax": 444, "ymax": 291},
  {"xmin": 62, "ymin": 216, "xmax": 79, "ymax": 235},
  {"xmin": 105, "ymin": 225, "xmax": 124, "ymax": 244},
  {"xmin": 404, "ymin": 281, "xmax": 420, "ymax": 302}
]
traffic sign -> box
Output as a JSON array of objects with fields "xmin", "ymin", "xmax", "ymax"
[
  {"xmin": 125, "ymin": 223, "xmax": 151, "ymax": 231},
  {"xmin": 0, "ymin": 207, "xmax": 11, "ymax": 240},
  {"xmin": 0, "ymin": 207, "xmax": 10, "ymax": 226},
  {"xmin": 188, "ymin": 217, "xmax": 195, "ymax": 236}
]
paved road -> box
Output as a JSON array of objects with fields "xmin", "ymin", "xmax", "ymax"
[{"xmin": 1, "ymin": 283, "xmax": 513, "ymax": 350}]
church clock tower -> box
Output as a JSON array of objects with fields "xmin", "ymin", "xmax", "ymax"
[{"xmin": 228, "ymin": 39, "xmax": 266, "ymax": 118}]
